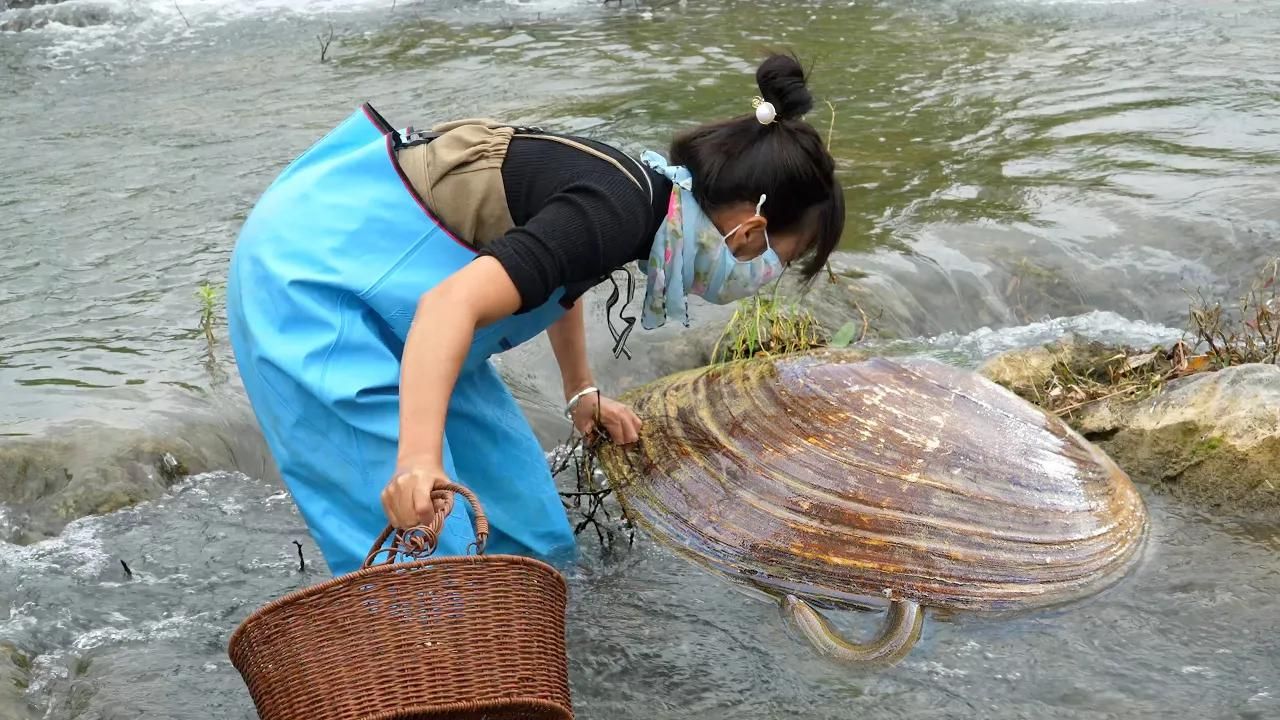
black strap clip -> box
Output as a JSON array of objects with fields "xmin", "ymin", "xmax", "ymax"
[{"xmin": 398, "ymin": 126, "xmax": 440, "ymax": 148}]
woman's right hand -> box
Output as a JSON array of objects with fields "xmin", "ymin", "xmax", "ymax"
[{"xmin": 381, "ymin": 463, "xmax": 455, "ymax": 529}]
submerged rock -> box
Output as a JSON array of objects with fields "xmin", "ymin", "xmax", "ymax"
[
  {"xmin": 1, "ymin": 0, "xmax": 70, "ymax": 9},
  {"xmin": 977, "ymin": 334, "xmax": 1136, "ymax": 403},
  {"xmin": 978, "ymin": 339, "xmax": 1073, "ymax": 400},
  {"xmin": 0, "ymin": 641, "xmax": 36, "ymax": 720},
  {"xmin": 775, "ymin": 260, "xmax": 919, "ymax": 341},
  {"xmin": 0, "ymin": 2, "xmax": 115, "ymax": 32},
  {"xmin": 0, "ymin": 416, "xmax": 271, "ymax": 544}
]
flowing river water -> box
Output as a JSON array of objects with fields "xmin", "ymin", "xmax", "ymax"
[{"xmin": 1, "ymin": 0, "xmax": 1278, "ymax": 717}]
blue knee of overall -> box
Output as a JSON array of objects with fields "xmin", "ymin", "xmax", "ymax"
[{"xmin": 226, "ymin": 104, "xmax": 577, "ymax": 576}]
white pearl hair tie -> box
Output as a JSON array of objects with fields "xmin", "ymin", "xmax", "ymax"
[{"xmin": 752, "ymin": 96, "xmax": 777, "ymax": 125}]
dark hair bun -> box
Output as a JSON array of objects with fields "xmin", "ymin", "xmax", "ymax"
[{"xmin": 755, "ymin": 53, "xmax": 813, "ymax": 121}]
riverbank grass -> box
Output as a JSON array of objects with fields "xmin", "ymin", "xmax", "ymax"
[
  {"xmin": 710, "ymin": 294, "xmax": 827, "ymax": 363},
  {"xmin": 987, "ymin": 258, "xmax": 1280, "ymax": 420}
]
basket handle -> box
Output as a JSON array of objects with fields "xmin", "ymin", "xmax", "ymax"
[{"xmin": 362, "ymin": 482, "xmax": 490, "ymax": 567}]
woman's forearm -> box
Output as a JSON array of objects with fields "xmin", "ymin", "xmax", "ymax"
[
  {"xmin": 397, "ymin": 257, "xmax": 522, "ymax": 468},
  {"xmin": 397, "ymin": 292, "xmax": 474, "ymax": 467},
  {"xmin": 547, "ymin": 298, "xmax": 595, "ymax": 401}
]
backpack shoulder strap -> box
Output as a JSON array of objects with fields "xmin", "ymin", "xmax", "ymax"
[
  {"xmin": 399, "ymin": 121, "xmax": 654, "ymax": 203},
  {"xmin": 518, "ymin": 133, "xmax": 653, "ymax": 204}
]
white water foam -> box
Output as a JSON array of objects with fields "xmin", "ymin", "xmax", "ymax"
[
  {"xmin": 907, "ymin": 310, "xmax": 1187, "ymax": 367},
  {"xmin": 70, "ymin": 612, "xmax": 221, "ymax": 652},
  {"xmin": 0, "ymin": 471, "xmax": 238, "ymax": 585},
  {"xmin": 0, "ymin": 504, "xmax": 12, "ymax": 542},
  {"xmin": 0, "ymin": 512, "xmax": 111, "ymax": 579},
  {"xmin": 2, "ymin": 0, "xmax": 587, "ymax": 53}
]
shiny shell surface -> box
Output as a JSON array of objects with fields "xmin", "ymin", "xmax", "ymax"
[{"xmin": 598, "ymin": 350, "xmax": 1148, "ymax": 614}]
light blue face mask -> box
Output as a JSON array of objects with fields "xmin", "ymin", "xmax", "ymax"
[{"xmin": 637, "ymin": 151, "xmax": 785, "ymax": 330}]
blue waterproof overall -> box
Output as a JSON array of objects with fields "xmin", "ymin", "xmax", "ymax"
[{"xmin": 226, "ymin": 104, "xmax": 577, "ymax": 576}]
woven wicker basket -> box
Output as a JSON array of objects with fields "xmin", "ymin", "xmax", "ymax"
[{"xmin": 228, "ymin": 483, "xmax": 573, "ymax": 720}]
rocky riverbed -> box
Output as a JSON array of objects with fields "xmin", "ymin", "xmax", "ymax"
[{"xmin": 981, "ymin": 337, "xmax": 1280, "ymax": 520}]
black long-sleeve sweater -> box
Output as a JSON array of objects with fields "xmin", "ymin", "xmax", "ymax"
[{"xmin": 482, "ymin": 135, "xmax": 673, "ymax": 313}]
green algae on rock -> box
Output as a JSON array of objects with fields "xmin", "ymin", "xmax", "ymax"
[{"xmin": 1073, "ymin": 364, "xmax": 1280, "ymax": 517}]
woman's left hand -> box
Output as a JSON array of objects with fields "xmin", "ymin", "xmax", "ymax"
[{"xmin": 571, "ymin": 393, "xmax": 642, "ymax": 445}]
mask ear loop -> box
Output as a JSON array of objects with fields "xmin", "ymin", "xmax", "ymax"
[
  {"xmin": 747, "ymin": 193, "xmax": 768, "ymax": 252},
  {"xmin": 735, "ymin": 193, "xmax": 772, "ymax": 257}
]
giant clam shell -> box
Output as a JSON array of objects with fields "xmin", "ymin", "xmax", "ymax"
[{"xmin": 598, "ymin": 350, "xmax": 1148, "ymax": 629}]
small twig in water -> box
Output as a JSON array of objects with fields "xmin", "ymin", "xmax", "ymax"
[
  {"xmin": 120, "ymin": 560, "xmax": 134, "ymax": 579},
  {"xmin": 293, "ymin": 541, "xmax": 305, "ymax": 572},
  {"xmin": 851, "ymin": 297, "xmax": 870, "ymax": 344},
  {"xmin": 822, "ymin": 264, "xmax": 875, "ymax": 344},
  {"xmin": 1052, "ymin": 386, "xmax": 1144, "ymax": 417},
  {"xmin": 550, "ymin": 428, "xmax": 634, "ymax": 549},
  {"xmin": 824, "ymin": 99, "xmax": 837, "ymax": 151},
  {"xmin": 317, "ymin": 23, "xmax": 335, "ymax": 63},
  {"xmin": 173, "ymin": 0, "xmax": 190, "ymax": 29}
]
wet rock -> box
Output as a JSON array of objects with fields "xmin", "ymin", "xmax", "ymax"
[
  {"xmin": 36, "ymin": 641, "xmax": 253, "ymax": 719},
  {"xmin": 0, "ymin": 416, "xmax": 272, "ymax": 544},
  {"xmin": 977, "ymin": 340, "xmax": 1066, "ymax": 399},
  {"xmin": 0, "ymin": 641, "xmax": 37, "ymax": 720},
  {"xmin": 776, "ymin": 258, "xmax": 920, "ymax": 341},
  {"xmin": 982, "ymin": 343, "xmax": 1280, "ymax": 517},
  {"xmin": 0, "ymin": 15, "xmax": 37, "ymax": 31},
  {"xmin": 1074, "ymin": 364, "xmax": 1280, "ymax": 518},
  {"xmin": 749, "ymin": 248, "xmax": 1044, "ymax": 345},
  {"xmin": 977, "ymin": 334, "xmax": 1128, "ymax": 402},
  {"xmin": 627, "ymin": 317, "xmax": 727, "ymax": 378}
]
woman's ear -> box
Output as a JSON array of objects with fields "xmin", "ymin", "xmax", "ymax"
[
  {"xmin": 738, "ymin": 215, "xmax": 767, "ymax": 235},
  {"xmin": 728, "ymin": 217, "xmax": 770, "ymax": 260},
  {"xmin": 714, "ymin": 203, "xmax": 768, "ymax": 257}
]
